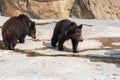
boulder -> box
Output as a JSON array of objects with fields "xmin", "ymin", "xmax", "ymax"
[
  {"xmin": 70, "ymin": 0, "xmax": 95, "ymax": 19},
  {"xmin": 0, "ymin": 0, "xmax": 120, "ymax": 19},
  {"xmin": 30, "ymin": 0, "xmax": 75, "ymax": 19},
  {"xmin": 86, "ymin": 0, "xmax": 120, "ymax": 19},
  {"xmin": 0, "ymin": 0, "xmax": 75, "ymax": 19}
]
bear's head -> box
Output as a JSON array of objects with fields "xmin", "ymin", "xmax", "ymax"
[
  {"xmin": 69, "ymin": 24, "xmax": 83, "ymax": 42},
  {"xmin": 18, "ymin": 14, "xmax": 36, "ymax": 39},
  {"xmin": 28, "ymin": 21, "xmax": 36, "ymax": 39}
]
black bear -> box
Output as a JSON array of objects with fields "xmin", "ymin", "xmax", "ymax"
[
  {"xmin": 51, "ymin": 19, "xmax": 83, "ymax": 53},
  {"xmin": 2, "ymin": 14, "xmax": 36, "ymax": 50}
]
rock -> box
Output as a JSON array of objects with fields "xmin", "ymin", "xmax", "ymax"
[
  {"xmin": 85, "ymin": 0, "xmax": 120, "ymax": 19},
  {"xmin": 0, "ymin": 0, "xmax": 22, "ymax": 16},
  {"xmin": 0, "ymin": 0, "xmax": 120, "ymax": 19},
  {"xmin": 0, "ymin": 0, "xmax": 37, "ymax": 18},
  {"xmin": 0, "ymin": 0, "xmax": 75, "ymax": 19},
  {"xmin": 70, "ymin": 0, "xmax": 95, "ymax": 19},
  {"xmin": 30, "ymin": 0, "xmax": 75, "ymax": 19}
]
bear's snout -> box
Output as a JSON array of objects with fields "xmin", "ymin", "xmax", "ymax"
[
  {"xmin": 78, "ymin": 36, "xmax": 84, "ymax": 42},
  {"xmin": 80, "ymin": 39, "xmax": 83, "ymax": 42},
  {"xmin": 31, "ymin": 35, "xmax": 36, "ymax": 39}
]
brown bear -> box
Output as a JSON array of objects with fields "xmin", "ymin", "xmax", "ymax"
[
  {"xmin": 51, "ymin": 19, "xmax": 83, "ymax": 53},
  {"xmin": 2, "ymin": 14, "xmax": 36, "ymax": 50}
]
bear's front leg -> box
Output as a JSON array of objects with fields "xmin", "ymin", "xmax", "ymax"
[
  {"xmin": 72, "ymin": 40, "xmax": 79, "ymax": 53},
  {"xmin": 58, "ymin": 38, "xmax": 65, "ymax": 51},
  {"xmin": 19, "ymin": 35, "xmax": 26, "ymax": 43}
]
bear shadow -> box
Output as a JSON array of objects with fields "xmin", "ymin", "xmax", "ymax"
[
  {"xmin": 104, "ymin": 50, "xmax": 120, "ymax": 67},
  {"xmin": 43, "ymin": 41, "xmax": 58, "ymax": 50},
  {"xmin": 116, "ymin": 63, "xmax": 120, "ymax": 68},
  {"xmin": 44, "ymin": 41, "xmax": 72, "ymax": 52},
  {"xmin": 104, "ymin": 50, "xmax": 120, "ymax": 58}
]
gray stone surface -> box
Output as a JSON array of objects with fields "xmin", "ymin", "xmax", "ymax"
[{"xmin": 0, "ymin": 17, "xmax": 120, "ymax": 80}]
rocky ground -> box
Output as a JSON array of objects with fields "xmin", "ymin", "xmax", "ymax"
[{"xmin": 0, "ymin": 17, "xmax": 120, "ymax": 80}]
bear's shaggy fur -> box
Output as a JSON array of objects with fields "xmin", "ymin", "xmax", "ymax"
[
  {"xmin": 2, "ymin": 14, "xmax": 36, "ymax": 50},
  {"xmin": 51, "ymin": 19, "xmax": 83, "ymax": 53}
]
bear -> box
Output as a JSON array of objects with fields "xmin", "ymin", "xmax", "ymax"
[
  {"xmin": 51, "ymin": 19, "xmax": 83, "ymax": 53},
  {"xmin": 2, "ymin": 14, "xmax": 36, "ymax": 50}
]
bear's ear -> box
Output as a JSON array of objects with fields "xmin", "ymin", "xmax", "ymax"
[
  {"xmin": 29, "ymin": 21, "xmax": 35, "ymax": 27},
  {"xmin": 78, "ymin": 24, "xmax": 83, "ymax": 29}
]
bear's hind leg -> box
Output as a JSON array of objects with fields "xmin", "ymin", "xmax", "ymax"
[
  {"xmin": 9, "ymin": 38, "xmax": 17, "ymax": 50},
  {"xmin": 51, "ymin": 35, "xmax": 58, "ymax": 47}
]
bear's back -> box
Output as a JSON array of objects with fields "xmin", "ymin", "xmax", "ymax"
[{"xmin": 2, "ymin": 17, "xmax": 22, "ymax": 30}]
